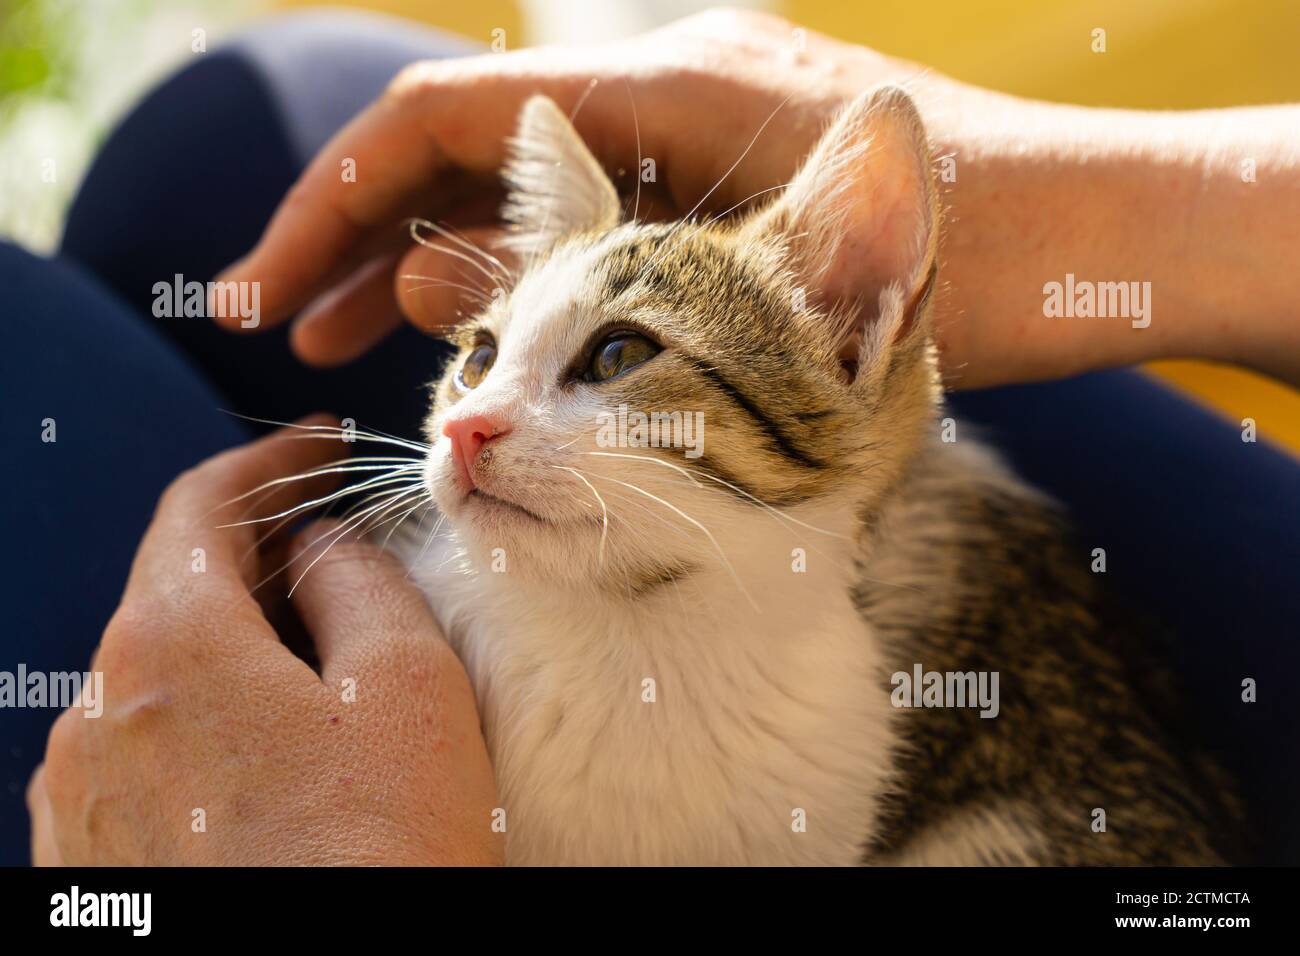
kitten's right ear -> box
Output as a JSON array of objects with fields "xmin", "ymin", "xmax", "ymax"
[
  {"xmin": 500, "ymin": 95, "xmax": 621, "ymax": 256},
  {"xmin": 744, "ymin": 86, "xmax": 939, "ymax": 383}
]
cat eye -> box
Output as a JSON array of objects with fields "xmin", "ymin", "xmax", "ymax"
[
  {"xmin": 586, "ymin": 332, "xmax": 660, "ymax": 382},
  {"xmin": 456, "ymin": 343, "xmax": 497, "ymax": 391}
]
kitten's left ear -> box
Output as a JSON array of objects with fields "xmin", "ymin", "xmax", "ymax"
[
  {"xmin": 745, "ymin": 85, "xmax": 939, "ymax": 379},
  {"xmin": 501, "ymin": 95, "xmax": 621, "ymax": 255}
]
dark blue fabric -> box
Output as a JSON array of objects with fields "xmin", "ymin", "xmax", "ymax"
[
  {"xmin": 0, "ymin": 243, "xmax": 251, "ymax": 861},
  {"xmin": 2, "ymin": 11, "xmax": 463, "ymax": 866},
  {"xmin": 1, "ymin": 9, "xmax": 1295, "ymax": 866}
]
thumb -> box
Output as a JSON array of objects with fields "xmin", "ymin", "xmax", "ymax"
[{"xmin": 289, "ymin": 520, "xmax": 448, "ymax": 689}]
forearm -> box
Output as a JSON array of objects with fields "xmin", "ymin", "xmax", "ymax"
[{"xmin": 914, "ymin": 83, "xmax": 1300, "ymax": 388}]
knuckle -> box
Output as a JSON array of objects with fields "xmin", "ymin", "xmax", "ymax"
[
  {"xmin": 43, "ymin": 711, "xmax": 82, "ymax": 777},
  {"xmin": 104, "ymin": 601, "xmax": 169, "ymax": 651},
  {"xmin": 280, "ymin": 177, "xmax": 324, "ymax": 219},
  {"xmin": 384, "ymin": 59, "xmax": 451, "ymax": 106},
  {"xmin": 157, "ymin": 465, "xmax": 204, "ymax": 514},
  {"xmin": 25, "ymin": 765, "xmax": 46, "ymax": 812},
  {"xmin": 111, "ymin": 684, "xmax": 180, "ymax": 732},
  {"xmin": 95, "ymin": 600, "xmax": 183, "ymax": 674}
]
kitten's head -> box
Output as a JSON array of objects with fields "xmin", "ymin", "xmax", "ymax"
[{"xmin": 422, "ymin": 88, "xmax": 940, "ymax": 591}]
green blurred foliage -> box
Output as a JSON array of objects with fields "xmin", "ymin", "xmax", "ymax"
[{"xmin": 0, "ymin": 0, "xmax": 66, "ymax": 102}]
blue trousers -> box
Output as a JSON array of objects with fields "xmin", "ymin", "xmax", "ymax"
[{"xmin": 1, "ymin": 11, "xmax": 1295, "ymax": 866}]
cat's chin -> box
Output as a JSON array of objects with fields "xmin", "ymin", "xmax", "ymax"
[
  {"xmin": 443, "ymin": 488, "xmax": 597, "ymax": 572},
  {"xmin": 449, "ymin": 509, "xmax": 695, "ymax": 592},
  {"xmin": 463, "ymin": 488, "xmax": 553, "ymax": 525},
  {"xmin": 443, "ymin": 483, "xmax": 591, "ymax": 532}
]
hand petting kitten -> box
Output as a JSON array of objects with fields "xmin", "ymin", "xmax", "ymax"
[{"xmin": 215, "ymin": 8, "xmax": 1299, "ymax": 388}]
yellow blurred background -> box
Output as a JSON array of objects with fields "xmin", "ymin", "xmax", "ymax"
[{"xmin": 273, "ymin": 0, "xmax": 1300, "ymax": 453}]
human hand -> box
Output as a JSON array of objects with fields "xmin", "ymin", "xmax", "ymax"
[
  {"xmin": 213, "ymin": 8, "xmax": 972, "ymax": 365},
  {"xmin": 28, "ymin": 420, "xmax": 502, "ymax": 866},
  {"xmin": 214, "ymin": 7, "xmax": 1300, "ymax": 390}
]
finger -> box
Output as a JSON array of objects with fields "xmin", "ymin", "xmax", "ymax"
[
  {"xmin": 290, "ymin": 520, "xmax": 500, "ymax": 865},
  {"xmin": 124, "ymin": 415, "xmax": 347, "ymax": 607},
  {"xmin": 290, "ymin": 254, "xmax": 406, "ymax": 367},
  {"xmin": 213, "ymin": 50, "xmax": 648, "ymax": 332},
  {"xmin": 288, "ymin": 186, "xmax": 505, "ymax": 362},
  {"xmin": 395, "ymin": 224, "xmax": 516, "ymax": 334},
  {"xmin": 287, "ymin": 520, "xmax": 445, "ymax": 687},
  {"xmin": 27, "ymin": 766, "xmax": 63, "ymax": 867},
  {"xmin": 214, "ymin": 174, "xmax": 461, "ymax": 336}
]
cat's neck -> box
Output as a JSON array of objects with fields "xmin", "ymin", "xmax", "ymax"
[
  {"xmin": 420, "ymin": 500, "xmax": 893, "ymax": 865},
  {"xmin": 472, "ymin": 496, "xmax": 864, "ymax": 640}
]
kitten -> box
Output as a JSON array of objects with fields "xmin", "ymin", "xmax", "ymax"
[{"xmin": 397, "ymin": 88, "xmax": 1236, "ymax": 865}]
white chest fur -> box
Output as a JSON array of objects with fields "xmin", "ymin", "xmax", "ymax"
[{"xmin": 403, "ymin": 523, "xmax": 897, "ymax": 866}]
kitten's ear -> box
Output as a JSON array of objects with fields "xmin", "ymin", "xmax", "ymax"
[
  {"xmin": 745, "ymin": 86, "xmax": 939, "ymax": 380},
  {"xmin": 501, "ymin": 95, "xmax": 621, "ymax": 254}
]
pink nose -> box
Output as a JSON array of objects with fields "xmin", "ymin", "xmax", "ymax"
[{"xmin": 443, "ymin": 414, "xmax": 510, "ymax": 489}]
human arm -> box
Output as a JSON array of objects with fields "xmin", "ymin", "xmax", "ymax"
[{"xmin": 211, "ymin": 8, "xmax": 1300, "ymax": 388}]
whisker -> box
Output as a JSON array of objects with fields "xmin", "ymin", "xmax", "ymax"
[
  {"xmin": 355, "ymin": 487, "xmax": 429, "ymax": 541},
  {"xmin": 237, "ymin": 484, "xmax": 416, "ymax": 600},
  {"xmin": 404, "ymin": 510, "xmax": 452, "ymax": 582},
  {"xmin": 626, "ymin": 92, "xmax": 795, "ymax": 289},
  {"xmin": 552, "ymin": 466, "xmax": 608, "ymax": 566},
  {"xmin": 708, "ymin": 180, "xmax": 792, "ymax": 221},
  {"xmin": 218, "ymin": 471, "xmax": 424, "ymax": 528},
  {"xmin": 681, "ymin": 92, "xmax": 794, "ymax": 223},
  {"xmin": 233, "ymin": 469, "xmax": 409, "ymax": 562},
  {"xmin": 285, "ymin": 486, "xmax": 427, "ymax": 597},
  {"xmin": 408, "ymin": 219, "xmax": 506, "ymax": 289},
  {"xmin": 379, "ymin": 495, "xmax": 434, "ymax": 550},
  {"xmin": 582, "ymin": 450, "xmax": 849, "ymax": 540},
  {"xmin": 579, "ymin": 454, "xmax": 916, "ymax": 591},
  {"xmin": 578, "ymin": 484, "xmax": 702, "ymax": 554},
  {"xmin": 273, "ymin": 433, "xmax": 430, "ymax": 456},
  {"xmin": 405, "ymin": 217, "xmax": 511, "ymax": 281},
  {"xmin": 623, "ymin": 78, "xmax": 643, "ymax": 224},
  {"xmin": 568, "ymin": 76, "xmax": 599, "ymax": 122},
  {"xmin": 217, "ymin": 412, "xmax": 431, "ymax": 453},
  {"xmin": 399, "ymin": 276, "xmax": 492, "ymax": 305},
  {"xmin": 218, "ymin": 458, "xmax": 422, "ymax": 511},
  {"xmin": 285, "ymin": 501, "xmax": 402, "ymax": 597},
  {"xmin": 579, "ymin": 468, "xmax": 759, "ymax": 612}
]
